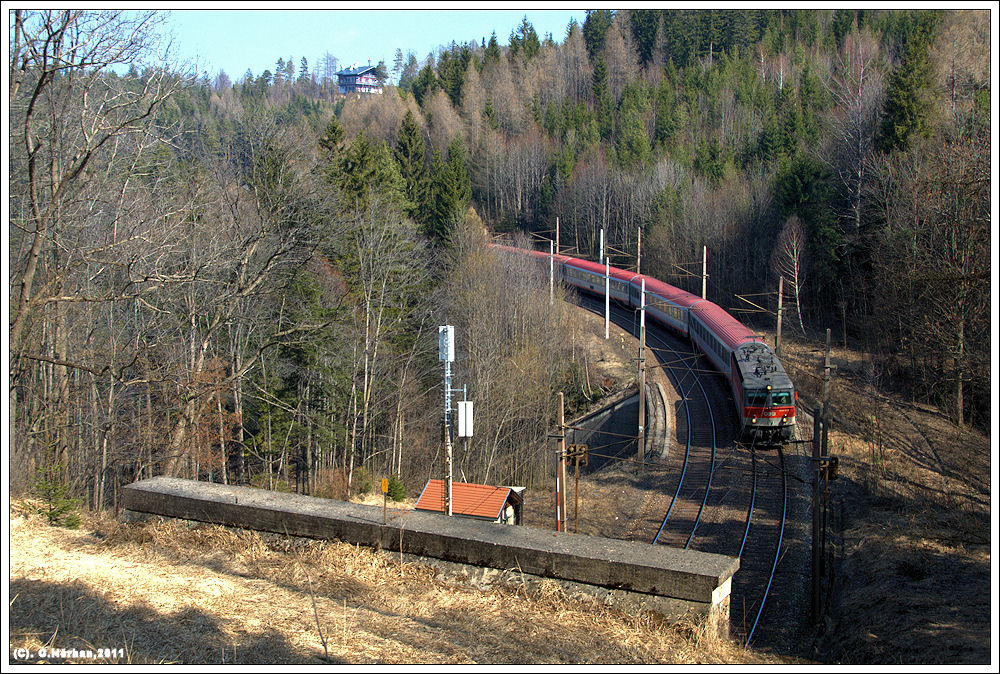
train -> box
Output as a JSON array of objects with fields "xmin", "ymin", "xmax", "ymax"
[{"xmin": 491, "ymin": 243, "xmax": 796, "ymax": 445}]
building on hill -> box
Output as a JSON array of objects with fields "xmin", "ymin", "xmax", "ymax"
[{"xmin": 337, "ymin": 62, "xmax": 382, "ymax": 94}]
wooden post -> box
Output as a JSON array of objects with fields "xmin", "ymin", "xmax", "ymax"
[
  {"xmin": 549, "ymin": 240, "xmax": 554, "ymax": 306},
  {"xmin": 841, "ymin": 302, "xmax": 847, "ymax": 351},
  {"xmin": 574, "ymin": 453, "xmax": 580, "ymax": 533},
  {"xmin": 776, "ymin": 276, "xmax": 784, "ymax": 357},
  {"xmin": 822, "ymin": 328, "xmax": 831, "ymax": 456}
]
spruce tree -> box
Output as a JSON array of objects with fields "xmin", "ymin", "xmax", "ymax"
[
  {"xmin": 877, "ymin": 12, "xmax": 938, "ymax": 153},
  {"xmin": 338, "ymin": 131, "xmax": 405, "ymax": 211},
  {"xmin": 394, "ymin": 110, "xmax": 428, "ymax": 220},
  {"xmin": 583, "ymin": 9, "xmax": 614, "ymax": 62},
  {"xmin": 424, "ymin": 138, "xmax": 472, "ymax": 241}
]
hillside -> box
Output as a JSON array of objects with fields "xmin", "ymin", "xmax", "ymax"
[
  {"xmin": 8, "ymin": 298, "xmax": 990, "ymax": 664},
  {"xmin": 775, "ymin": 331, "xmax": 992, "ymax": 663},
  {"xmin": 8, "ymin": 9, "xmax": 991, "ymax": 664}
]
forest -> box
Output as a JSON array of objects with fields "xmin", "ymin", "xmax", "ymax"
[{"xmin": 8, "ymin": 9, "xmax": 990, "ymax": 513}]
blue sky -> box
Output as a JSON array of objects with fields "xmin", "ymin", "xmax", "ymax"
[{"xmin": 166, "ymin": 7, "xmax": 588, "ymax": 83}]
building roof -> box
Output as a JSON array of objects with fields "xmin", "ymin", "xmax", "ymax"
[
  {"xmin": 415, "ymin": 479, "xmax": 522, "ymax": 520},
  {"xmin": 337, "ymin": 64, "xmax": 377, "ymax": 76}
]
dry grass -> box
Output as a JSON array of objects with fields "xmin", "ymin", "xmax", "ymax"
[
  {"xmin": 769, "ymin": 331, "xmax": 991, "ymax": 664},
  {"xmin": 9, "ymin": 504, "xmax": 781, "ymax": 665}
]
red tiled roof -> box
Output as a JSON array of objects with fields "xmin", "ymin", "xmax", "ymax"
[{"xmin": 415, "ymin": 479, "xmax": 521, "ymax": 520}]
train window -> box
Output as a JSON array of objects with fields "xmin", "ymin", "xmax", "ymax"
[
  {"xmin": 746, "ymin": 390, "xmax": 767, "ymax": 406},
  {"xmin": 772, "ymin": 390, "xmax": 793, "ymax": 405}
]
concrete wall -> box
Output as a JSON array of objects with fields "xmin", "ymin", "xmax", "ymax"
[{"xmin": 122, "ymin": 476, "xmax": 738, "ymax": 637}]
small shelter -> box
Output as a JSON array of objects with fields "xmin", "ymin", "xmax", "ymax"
[{"xmin": 415, "ymin": 479, "xmax": 523, "ymax": 525}]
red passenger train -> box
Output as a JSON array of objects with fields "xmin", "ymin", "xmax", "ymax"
[{"xmin": 492, "ymin": 243, "xmax": 796, "ymax": 445}]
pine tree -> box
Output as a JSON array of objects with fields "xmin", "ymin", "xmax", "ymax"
[
  {"xmin": 832, "ymin": 9, "xmax": 856, "ymax": 50},
  {"xmin": 411, "ymin": 63, "xmax": 437, "ymax": 107},
  {"xmin": 393, "ymin": 48, "xmax": 404, "ymax": 84},
  {"xmin": 274, "ymin": 58, "xmax": 286, "ymax": 86},
  {"xmin": 510, "ymin": 16, "xmax": 540, "ymax": 62},
  {"xmin": 591, "ymin": 55, "xmax": 614, "ymax": 141},
  {"xmin": 629, "ymin": 9, "xmax": 660, "ymax": 67},
  {"xmin": 483, "ymin": 97, "xmax": 499, "ymax": 130},
  {"xmin": 484, "ymin": 32, "xmax": 501, "ymax": 65},
  {"xmin": 617, "ymin": 107, "xmax": 651, "ymax": 167},
  {"xmin": 653, "ymin": 74, "xmax": 677, "ymax": 148},
  {"xmin": 319, "ymin": 115, "xmax": 346, "ymax": 157}
]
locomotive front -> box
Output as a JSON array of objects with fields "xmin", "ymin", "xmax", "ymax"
[{"xmin": 736, "ymin": 343, "xmax": 797, "ymax": 445}]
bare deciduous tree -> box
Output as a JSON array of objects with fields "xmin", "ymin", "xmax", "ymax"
[
  {"xmin": 772, "ymin": 215, "xmax": 808, "ymax": 335},
  {"xmin": 823, "ymin": 28, "xmax": 885, "ymax": 231}
]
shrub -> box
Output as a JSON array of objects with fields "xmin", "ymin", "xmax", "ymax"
[
  {"xmin": 387, "ymin": 475, "xmax": 406, "ymax": 502},
  {"xmin": 353, "ymin": 466, "xmax": 373, "ymax": 496},
  {"xmin": 31, "ymin": 463, "xmax": 81, "ymax": 529}
]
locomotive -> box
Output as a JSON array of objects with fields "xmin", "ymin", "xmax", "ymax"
[{"xmin": 492, "ymin": 243, "xmax": 796, "ymax": 445}]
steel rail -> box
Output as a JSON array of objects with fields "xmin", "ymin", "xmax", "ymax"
[
  {"xmin": 738, "ymin": 438, "xmax": 759, "ymax": 559},
  {"xmin": 572, "ymin": 289, "xmax": 722, "ymax": 551},
  {"xmin": 744, "ymin": 445, "xmax": 788, "ymax": 648},
  {"xmin": 645, "ymin": 327, "xmax": 719, "ymax": 550}
]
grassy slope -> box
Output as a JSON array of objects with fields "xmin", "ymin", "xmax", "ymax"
[{"xmin": 8, "ymin": 501, "xmax": 778, "ymax": 665}]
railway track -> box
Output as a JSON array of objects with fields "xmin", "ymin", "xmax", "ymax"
[
  {"xmin": 573, "ymin": 289, "xmax": 808, "ymax": 654},
  {"xmin": 647, "ymin": 327, "xmax": 721, "ymax": 550},
  {"xmin": 732, "ymin": 444, "xmax": 788, "ymax": 647}
]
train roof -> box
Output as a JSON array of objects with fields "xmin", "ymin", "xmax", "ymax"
[
  {"xmin": 690, "ymin": 301, "xmax": 761, "ymax": 351},
  {"xmin": 636, "ymin": 275, "xmax": 703, "ymax": 308},
  {"xmin": 491, "ymin": 243, "xmax": 571, "ymax": 265},
  {"xmin": 733, "ymin": 341, "xmax": 794, "ymax": 390},
  {"xmin": 564, "ymin": 256, "xmax": 613, "ymax": 275}
]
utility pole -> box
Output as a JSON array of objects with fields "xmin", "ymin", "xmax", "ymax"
[
  {"xmin": 439, "ymin": 326, "xmax": 455, "ymax": 516},
  {"xmin": 636, "ymin": 226, "xmax": 642, "ymax": 275},
  {"xmin": 776, "ymin": 276, "xmax": 784, "ymax": 357},
  {"xmin": 604, "ymin": 258, "xmax": 610, "ymax": 340},
  {"xmin": 555, "ymin": 392, "xmax": 566, "ymax": 532},
  {"xmin": 549, "ymin": 239, "xmax": 554, "ymax": 306},
  {"xmin": 638, "ymin": 279, "xmax": 646, "ymax": 465},
  {"xmin": 811, "ymin": 405, "xmax": 822, "ymax": 623},
  {"xmin": 599, "ymin": 227, "xmax": 604, "ymax": 265},
  {"xmin": 702, "ymin": 245, "xmax": 708, "ymax": 299}
]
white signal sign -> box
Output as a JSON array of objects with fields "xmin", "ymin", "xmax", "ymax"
[{"xmin": 457, "ymin": 400, "xmax": 474, "ymax": 438}]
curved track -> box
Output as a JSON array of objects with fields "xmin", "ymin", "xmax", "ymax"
[
  {"xmin": 738, "ymin": 445, "xmax": 789, "ymax": 647},
  {"xmin": 647, "ymin": 325, "xmax": 720, "ymax": 550},
  {"xmin": 573, "ymin": 289, "xmax": 802, "ymax": 653}
]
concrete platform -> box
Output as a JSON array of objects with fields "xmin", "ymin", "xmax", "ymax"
[{"xmin": 122, "ymin": 476, "xmax": 739, "ymax": 635}]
